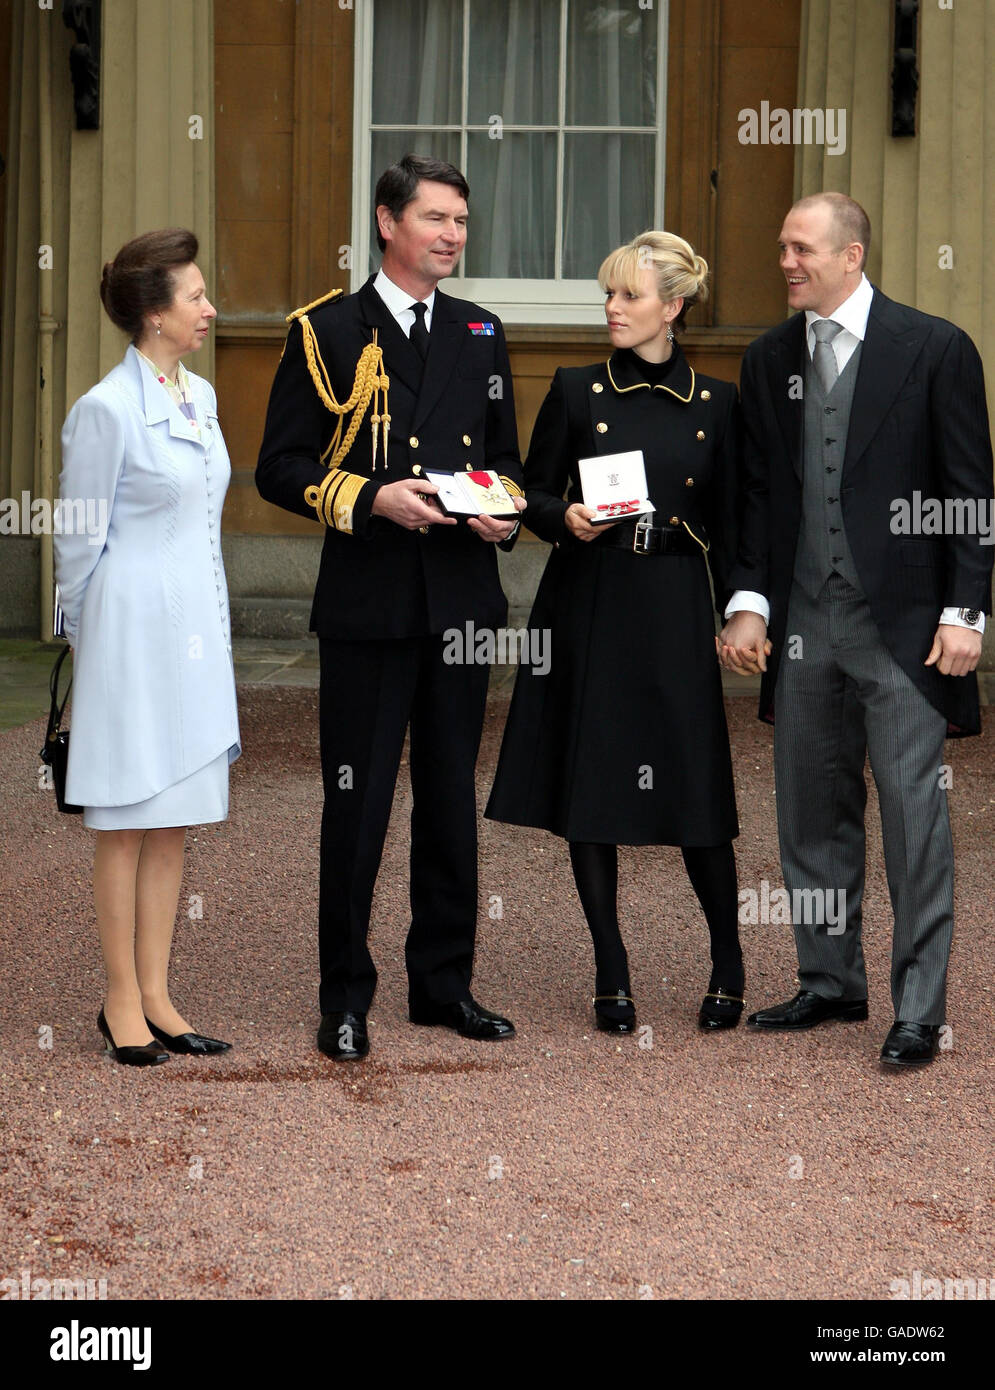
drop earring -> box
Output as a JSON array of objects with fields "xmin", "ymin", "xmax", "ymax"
[
  {"xmin": 155, "ymin": 322, "xmax": 161, "ymax": 336},
  {"xmin": 666, "ymin": 324, "xmax": 675, "ymax": 344}
]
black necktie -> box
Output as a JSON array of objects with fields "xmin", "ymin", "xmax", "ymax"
[{"xmin": 409, "ymin": 301, "xmax": 430, "ymax": 360}]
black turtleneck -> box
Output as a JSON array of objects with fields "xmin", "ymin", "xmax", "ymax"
[{"xmin": 616, "ymin": 345, "xmax": 681, "ymax": 385}]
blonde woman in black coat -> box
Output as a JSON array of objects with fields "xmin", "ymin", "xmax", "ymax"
[{"xmin": 486, "ymin": 231, "xmax": 745, "ymax": 1034}]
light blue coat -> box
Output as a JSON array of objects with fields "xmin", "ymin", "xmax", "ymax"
[{"xmin": 55, "ymin": 346, "xmax": 240, "ymax": 807}]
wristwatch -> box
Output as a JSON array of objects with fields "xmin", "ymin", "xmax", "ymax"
[{"xmin": 958, "ymin": 608, "xmax": 982, "ymax": 627}]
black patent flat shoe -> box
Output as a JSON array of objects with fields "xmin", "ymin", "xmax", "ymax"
[
  {"xmin": 97, "ymin": 1009, "xmax": 170, "ymax": 1067},
  {"xmin": 145, "ymin": 1017, "xmax": 232, "ymax": 1055},
  {"xmin": 592, "ymin": 990, "xmax": 637, "ymax": 1034},
  {"xmin": 698, "ymin": 987, "xmax": 745, "ymax": 1031}
]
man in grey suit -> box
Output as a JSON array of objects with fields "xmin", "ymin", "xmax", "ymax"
[{"xmin": 720, "ymin": 192, "xmax": 993, "ymax": 1068}]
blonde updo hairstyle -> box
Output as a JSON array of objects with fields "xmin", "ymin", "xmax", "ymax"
[{"xmin": 598, "ymin": 230, "xmax": 709, "ymax": 334}]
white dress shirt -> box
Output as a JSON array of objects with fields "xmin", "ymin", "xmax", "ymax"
[
  {"xmin": 725, "ymin": 273, "xmax": 984, "ymax": 633},
  {"xmin": 374, "ymin": 268, "xmax": 435, "ymax": 336}
]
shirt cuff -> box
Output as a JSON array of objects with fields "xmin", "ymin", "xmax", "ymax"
[
  {"xmin": 940, "ymin": 606, "xmax": 986, "ymax": 633},
  {"xmin": 724, "ymin": 590, "xmax": 770, "ymax": 624}
]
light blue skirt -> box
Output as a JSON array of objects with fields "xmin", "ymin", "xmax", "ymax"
[{"xmin": 83, "ymin": 749, "xmax": 231, "ymax": 830}]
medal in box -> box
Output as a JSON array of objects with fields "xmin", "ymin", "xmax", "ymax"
[
  {"xmin": 577, "ymin": 450, "xmax": 655, "ymax": 525},
  {"xmin": 424, "ymin": 469, "xmax": 519, "ymax": 521}
]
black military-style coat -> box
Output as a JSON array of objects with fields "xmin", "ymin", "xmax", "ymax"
[
  {"xmin": 256, "ymin": 277, "xmax": 524, "ymax": 640},
  {"xmin": 485, "ymin": 345, "xmax": 743, "ymax": 846},
  {"xmin": 729, "ymin": 288, "xmax": 994, "ymax": 735}
]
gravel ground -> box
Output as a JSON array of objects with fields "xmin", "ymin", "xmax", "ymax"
[{"xmin": 1, "ymin": 687, "xmax": 993, "ymax": 1307}]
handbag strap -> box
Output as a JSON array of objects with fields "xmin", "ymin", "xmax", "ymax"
[{"xmin": 44, "ymin": 645, "xmax": 72, "ymax": 750}]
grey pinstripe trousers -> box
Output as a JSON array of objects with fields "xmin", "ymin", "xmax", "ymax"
[{"xmin": 774, "ymin": 574, "xmax": 953, "ymax": 1024}]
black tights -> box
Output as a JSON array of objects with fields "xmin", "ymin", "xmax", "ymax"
[{"xmin": 568, "ymin": 840, "xmax": 743, "ymax": 992}]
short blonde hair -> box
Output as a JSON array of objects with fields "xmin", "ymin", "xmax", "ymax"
[{"xmin": 598, "ymin": 230, "xmax": 709, "ymax": 333}]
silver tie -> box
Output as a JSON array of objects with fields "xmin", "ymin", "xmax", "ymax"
[{"xmin": 812, "ymin": 318, "xmax": 843, "ymax": 394}]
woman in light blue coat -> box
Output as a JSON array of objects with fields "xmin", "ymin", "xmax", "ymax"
[{"xmin": 55, "ymin": 228, "xmax": 240, "ymax": 1066}]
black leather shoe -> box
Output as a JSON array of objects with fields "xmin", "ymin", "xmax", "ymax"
[
  {"xmin": 592, "ymin": 990, "xmax": 637, "ymax": 1034},
  {"xmin": 698, "ymin": 987, "xmax": 744, "ymax": 1031},
  {"xmin": 747, "ymin": 989, "xmax": 868, "ymax": 1031},
  {"xmin": 317, "ymin": 1010, "xmax": 369, "ymax": 1060},
  {"xmin": 409, "ymin": 996, "xmax": 515, "ymax": 1040},
  {"xmin": 145, "ymin": 1018, "xmax": 232, "ymax": 1055},
  {"xmin": 97, "ymin": 1009, "xmax": 170, "ymax": 1067},
  {"xmin": 880, "ymin": 1021, "xmax": 940, "ymax": 1068}
]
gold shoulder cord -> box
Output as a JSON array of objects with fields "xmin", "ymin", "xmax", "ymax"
[{"xmin": 288, "ymin": 291, "xmax": 391, "ymax": 534}]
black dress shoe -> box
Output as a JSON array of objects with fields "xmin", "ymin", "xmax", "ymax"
[
  {"xmin": 97, "ymin": 1009, "xmax": 170, "ymax": 1067},
  {"xmin": 698, "ymin": 987, "xmax": 744, "ymax": 1031},
  {"xmin": 880, "ymin": 1021, "xmax": 940, "ymax": 1068},
  {"xmin": 747, "ymin": 989, "xmax": 868, "ymax": 1031},
  {"xmin": 592, "ymin": 990, "xmax": 636, "ymax": 1034},
  {"xmin": 409, "ymin": 996, "xmax": 515, "ymax": 1040},
  {"xmin": 145, "ymin": 1018, "xmax": 232, "ymax": 1055},
  {"xmin": 318, "ymin": 1011, "xmax": 369, "ymax": 1060}
]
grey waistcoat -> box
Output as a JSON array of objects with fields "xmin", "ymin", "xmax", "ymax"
[{"xmin": 794, "ymin": 342, "xmax": 864, "ymax": 600}]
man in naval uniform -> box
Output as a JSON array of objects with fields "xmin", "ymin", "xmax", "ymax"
[
  {"xmin": 257, "ymin": 155, "xmax": 525, "ymax": 1060},
  {"xmin": 720, "ymin": 192, "xmax": 993, "ymax": 1068}
]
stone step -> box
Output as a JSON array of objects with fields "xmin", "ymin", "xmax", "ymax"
[{"xmin": 229, "ymin": 596, "xmax": 312, "ymax": 640}]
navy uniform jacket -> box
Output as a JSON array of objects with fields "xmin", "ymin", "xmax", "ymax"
[{"xmin": 256, "ymin": 276, "xmax": 523, "ymax": 640}]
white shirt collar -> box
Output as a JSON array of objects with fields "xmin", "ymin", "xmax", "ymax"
[
  {"xmin": 805, "ymin": 272, "xmax": 873, "ymax": 345},
  {"xmin": 373, "ymin": 268, "xmax": 436, "ymax": 324}
]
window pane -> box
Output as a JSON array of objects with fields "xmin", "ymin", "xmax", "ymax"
[
  {"xmin": 566, "ymin": 0, "xmax": 658, "ymax": 128},
  {"xmin": 372, "ymin": 0, "xmax": 462, "ymax": 125},
  {"xmin": 466, "ymin": 0, "xmax": 560, "ymax": 127},
  {"xmin": 369, "ymin": 132, "xmax": 464, "ymax": 273},
  {"xmin": 464, "ymin": 133, "xmax": 556, "ymax": 278},
  {"xmin": 561, "ymin": 133, "xmax": 655, "ymax": 279}
]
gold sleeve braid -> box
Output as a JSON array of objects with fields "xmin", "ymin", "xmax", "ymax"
[
  {"xmin": 499, "ymin": 476, "xmax": 524, "ymax": 499},
  {"xmin": 289, "ymin": 291, "xmax": 390, "ymax": 536}
]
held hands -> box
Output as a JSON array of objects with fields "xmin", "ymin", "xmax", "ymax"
[
  {"xmin": 718, "ymin": 612, "xmax": 771, "ymax": 675},
  {"xmin": 925, "ymin": 624, "xmax": 983, "ymax": 677},
  {"xmin": 467, "ymin": 493, "xmax": 527, "ymax": 542},
  {"xmin": 564, "ymin": 502, "xmax": 621, "ymax": 542}
]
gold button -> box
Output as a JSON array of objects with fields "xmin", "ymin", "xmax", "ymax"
[
  {"xmin": 412, "ymin": 463, "xmax": 422, "ymax": 476},
  {"xmin": 462, "ymin": 434, "xmax": 472, "ymax": 446},
  {"xmin": 700, "ymin": 389, "xmax": 711, "ymax": 401},
  {"xmin": 669, "ymin": 515, "xmax": 680, "ymax": 525},
  {"xmin": 596, "ymin": 422, "xmax": 608, "ymax": 433},
  {"xmin": 409, "ymin": 435, "xmax": 419, "ymax": 448},
  {"xmin": 466, "ymin": 463, "xmax": 473, "ymax": 471},
  {"xmin": 592, "ymin": 382, "xmax": 604, "ymax": 394},
  {"xmin": 418, "ymin": 525, "xmax": 429, "ymax": 534},
  {"xmin": 696, "ymin": 430, "xmax": 705, "ymax": 440},
  {"xmin": 685, "ymin": 477, "xmax": 694, "ymax": 487}
]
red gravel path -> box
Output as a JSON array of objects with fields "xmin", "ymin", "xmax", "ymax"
[{"xmin": 1, "ymin": 689, "xmax": 993, "ymax": 1302}]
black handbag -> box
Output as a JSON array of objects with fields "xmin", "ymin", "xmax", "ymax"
[{"xmin": 40, "ymin": 645, "xmax": 83, "ymax": 814}]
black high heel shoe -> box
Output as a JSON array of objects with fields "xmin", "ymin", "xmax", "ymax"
[
  {"xmin": 592, "ymin": 989, "xmax": 637, "ymax": 1034},
  {"xmin": 145, "ymin": 1017, "xmax": 232, "ymax": 1055},
  {"xmin": 697, "ymin": 986, "xmax": 745, "ymax": 1031},
  {"xmin": 97, "ymin": 1009, "xmax": 170, "ymax": 1066}
]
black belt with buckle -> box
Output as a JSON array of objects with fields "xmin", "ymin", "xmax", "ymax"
[{"xmin": 598, "ymin": 518, "xmax": 707, "ymax": 556}]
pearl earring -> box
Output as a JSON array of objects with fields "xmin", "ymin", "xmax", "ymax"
[{"xmin": 156, "ymin": 323, "xmax": 161, "ymax": 336}]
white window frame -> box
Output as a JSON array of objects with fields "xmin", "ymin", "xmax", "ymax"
[{"xmin": 351, "ymin": 0, "xmax": 668, "ymax": 325}]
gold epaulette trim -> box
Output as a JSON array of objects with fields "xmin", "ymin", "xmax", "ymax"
[
  {"xmin": 500, "ymin": 476, "xmax": 525, "ymax": 500},
  {"xmin": 286, "ymin": 287, "xmax": 344, "ymax": 323}
]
